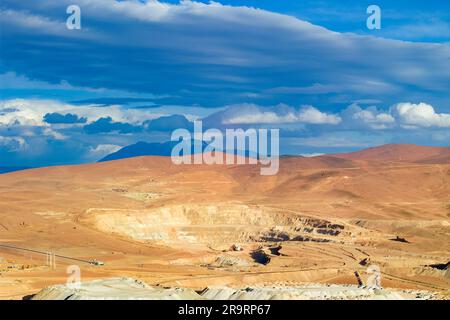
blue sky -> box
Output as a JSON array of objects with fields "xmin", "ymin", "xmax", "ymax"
[{"xmin": 0, "ymin": 0, "xmax": 449, "ymax": 167}]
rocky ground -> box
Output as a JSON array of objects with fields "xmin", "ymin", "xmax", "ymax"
[{"xmin": 30, "ymin": 277, "xmax": 441, "ymax": 300}]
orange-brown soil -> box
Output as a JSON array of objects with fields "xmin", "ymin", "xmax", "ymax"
[{"xmin": 0, "ymin": 144, "xmax": 449, "ymax": 299}]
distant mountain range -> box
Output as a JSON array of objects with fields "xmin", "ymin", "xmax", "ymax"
[
  {"xmin": 99, "ymin": 141, "xmax": 181, "ymax": 162},
  {"xmin": 100, "ymin": 142, "xmax": 450, "ymax": 164},
  {"xmin": 2, "ymin": 143, "xmax": 448, "ymax": 175},
  {"xmin": 0, "ymin": 166, "xmax": 31, "ymax": 174},
  {"xmin": 98, "ymin": 140, "xmax": 260, "ymax": 162}
]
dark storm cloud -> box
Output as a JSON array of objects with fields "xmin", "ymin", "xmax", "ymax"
[
  {"xmin": 0, "ymin": 0, "xmax": 449, "ymax": 108},
  {"xmin": 83, "ymin": 116, "xmax": 141, "ymax": 134},
  {"xmin": 44, "ymin": 112, "xmax": 87, "ymax": 124},
  {"xmin": 143, "ymin": 114, "xmax": 193, "ymax": 132}
]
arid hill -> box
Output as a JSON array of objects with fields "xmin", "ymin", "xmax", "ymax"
[
  {"xmin": 0, "ymin": 144, "xmax": 449, "ymax": 299},
  {"xmin": 332, "ymin": 144, "xmax": 450, "ymax": 164}
]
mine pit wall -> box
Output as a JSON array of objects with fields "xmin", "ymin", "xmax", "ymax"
[{"xmin": 82, "ymin": 204, "xmax": 346, "ymax": 246}]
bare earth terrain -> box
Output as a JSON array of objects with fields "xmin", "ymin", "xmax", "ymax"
[{"xmin": 0, "ymin": 144, "xmax": 449, "ymax": 299}]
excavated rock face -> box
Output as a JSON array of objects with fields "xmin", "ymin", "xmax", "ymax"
[
  {"xmin": 30, "ymin": 278, "xmax": 202, "ymax": 300},
  {"xmin": 83, "ymin": 204, "xmax": 345, "ymax": 246},
  {"xmin": 30, "ymin": 278, "xmax": 438, "ymax": 300}
]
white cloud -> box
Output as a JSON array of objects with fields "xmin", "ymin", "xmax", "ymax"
[
  {"xmin": 0, "ymin": 72, "xmax": 104, "ymax": 92},
  {"xmin": 393, "ymin": 102, "xmax": 450, "ymax": 128},
  {"xmin": 299, "ymin": 153, "xmax": 324, "ymax": 157},
  {"xmin": 43, "ymin": 127, "xmax": 66, "ymax": 140},
  {"xmin": 298, "ymin": 106, "xmax": 341, "ymax": 124},
  {"xmin": 344, "ymin": 104, "xmax": 395, "ymax": 129},
  {"xmin": 3, "ymin": 0, "xmax": 449, "ymax": 96},
  {"xmin": 0, "ymin": 8, "xmax": 101, "ymax": 41},
  {"xmin": 219, "ymin": 104, "xmax": 341, "ymax": 125},
  {"xmin": 89, "ymin": 144, "xmax": 122, "ymax": 158},
  {"xmin": 0, "ymin": 98, "xmax": 167, "ymax": 126},
  {"xmin": 0, "ymin": 9, "xmax": 65, "ymax": 34},
  {"xmin": 224, "ymin": 111, "xmax": 296, "ymax": 124},
  {"xmin": 0, "ymin": 136, "xmax": 26, "ymax": 151}
]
